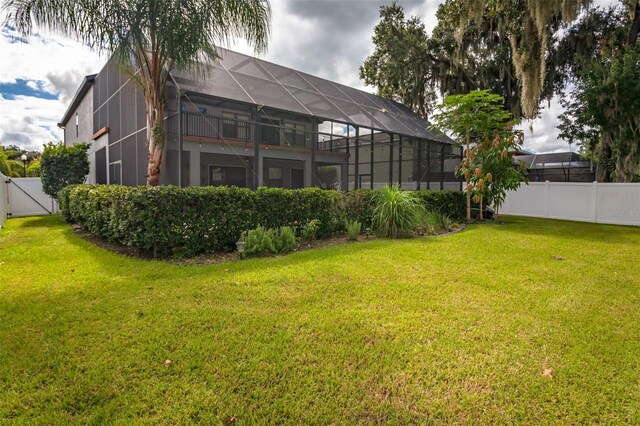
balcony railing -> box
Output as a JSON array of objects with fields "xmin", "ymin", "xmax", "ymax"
[{"xmin": 175, "ymin": 112, "xmax": 347, "ymax": 151}]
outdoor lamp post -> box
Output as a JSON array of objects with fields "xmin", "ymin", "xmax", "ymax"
[
  {"xmin": 21, "ymin": 154, "xmax": 27, "ymax": 176},
  {"xmin": 236, "ymin": 240, "xmax": 245, "ymax": 259}
]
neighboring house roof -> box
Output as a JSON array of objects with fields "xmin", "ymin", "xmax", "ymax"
[
  {"xmin": 514, "ymin": 152, "xmax": 590, "ymax": 169},
  {"xmin": 172, "ymin": 47, "xmax": 452, "ymax": 143},
  {"xmin": 57, "ymin": 74, "xmax": 97, "ymax": 128}
]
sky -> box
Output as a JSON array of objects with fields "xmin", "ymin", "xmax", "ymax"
[{"xmin": 0, "ymin": 0, "xmax": 616, "ymax": 153}]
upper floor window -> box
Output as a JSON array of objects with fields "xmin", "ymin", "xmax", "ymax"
[
  {"xmin": 222, "ymin": 111, "xmax": 250, "ymax": 140},
  {"xmin": 284, "ymin": 122, "xmax": 307, "ymax": 147}
]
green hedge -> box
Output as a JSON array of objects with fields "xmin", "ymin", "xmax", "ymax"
[
  {"xmin": 60, "ymin": 185, "xmax": 465, "ymax": 257},
  {"xmin": 60, "ymin": 185, "xmax": 342, "ymax": 256},
  {"xmin": 341, "ymin": 189, "xmax": 466, "ymax": 229}
]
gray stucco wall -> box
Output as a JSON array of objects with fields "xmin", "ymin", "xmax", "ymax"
[{"xmin": 64, "ymin": 89, "xmax": 93, "ymax": 145}]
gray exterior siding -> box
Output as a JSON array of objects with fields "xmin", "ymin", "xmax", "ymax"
[
  {"xmin": 60, "ymin": 52, "xmax": 460, "ymax": 191},
  {"xmin": 63, "ymin": 88, "xmax": 93, "ymax": 145}
]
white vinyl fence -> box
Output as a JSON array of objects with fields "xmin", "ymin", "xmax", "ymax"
[
  {"xmin": 501, "ymin": 181, "xmax": 640, "ymax": 226},
  {"xmin": 0, "ymin": 173, "xmax": 58, "ymax": 228}
]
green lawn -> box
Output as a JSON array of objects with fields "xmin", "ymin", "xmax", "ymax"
[{"xmin": 1, "ymin": 215, "xmax": 639, "ymax": 424}]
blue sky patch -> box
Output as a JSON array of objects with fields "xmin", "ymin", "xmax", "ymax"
[{"xmin": 0, "ymin": 79, "xmax": 58, "ymax": 100}]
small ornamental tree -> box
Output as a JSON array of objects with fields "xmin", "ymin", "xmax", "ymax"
[
  {"xmin": 468, "ymin": 128, "xmax": 529, "ymax": 219},
  {"xmin": 40, "ymin": 142, "xmax": 90, "ymax": 199},
  {"xmin": 431, "ymin": 90, "xmax": 527, "ymax": 220}
]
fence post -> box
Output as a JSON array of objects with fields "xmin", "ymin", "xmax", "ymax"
[
  {"xmin": 592, "ymin": 181, "xmax": 598, "ymax": 223},
  {"xmin": 545, "ymin": 180, "xmax": 550, "ymax": 218}
]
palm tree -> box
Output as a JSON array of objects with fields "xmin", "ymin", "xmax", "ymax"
[{"xmin": 4, "ymin": 0, "xmax": 271, "ymax": 186}]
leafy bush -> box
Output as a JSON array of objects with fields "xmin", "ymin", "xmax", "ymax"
[
  {"xmin": 372, "ymin": 185, "xmax": 426, "ymax": 238},
  {"xmin": 60, "ymin": 185, "xmax": 340, "ymax": 257},
  {"xmin": 243, "ymin": 226, "xmax": 275, "ymax": 256},
  {"xmin": 340, "ymin": 190, "xmax": 378, "ymax": 227},
  {"xmin": 414, "ymin": 190, "xmax": 466, "ymax": 221},
  {"xmin": 300, "ymin": 219, "xmax": 320, "ymax": 240},
  {"xmin": 273, "ymin": 226, "xmax": 296, "ymax": 253},
  {"xmin": 41, "ymin": 142, "xmax": 90, "ymax": 199},
  {"xmin": 242, "ymin": 225, "xmax": 296, "ymax": 257},
  {"xmin": 60, "ymin": 184, "xmax": 465, "ymax": 257},
  {"xmin": 345, "ymin": 220, "xmax": 362, "ymax": 241}
]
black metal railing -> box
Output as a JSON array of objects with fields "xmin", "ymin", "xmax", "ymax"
[{"xmin": 179, "ymin": 112, "xmax": 335, "ymax": 150}]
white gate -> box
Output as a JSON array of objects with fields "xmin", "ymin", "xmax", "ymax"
[{"xmin": 0, "ymin": 174, "xmax": 58, "ymax": 228}]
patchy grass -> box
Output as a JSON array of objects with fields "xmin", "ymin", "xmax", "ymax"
[{"xmin": 1, "ymin": 215, "xmax": 639, "ymax": 424}]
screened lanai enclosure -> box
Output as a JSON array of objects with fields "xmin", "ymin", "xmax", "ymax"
[
  {"xmin": 514, "ymin": 152, "xmax": 595, "ymax": 182},
  {"xmin": 73, "ymin": 48, "xmax": 462, "ymax": 191}
]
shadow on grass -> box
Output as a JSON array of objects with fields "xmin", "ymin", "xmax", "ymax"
[{"xmin": 13, "ymin": 214, "xmax": 64, "ymax": 228}]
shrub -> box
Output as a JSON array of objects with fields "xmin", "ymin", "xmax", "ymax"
[
  {"xmin": 341, "ymin": 189, "xmax": 465, "ymax": 226},
  {"xmin": 243, "ymin": 225, "xmax": 276, "ymax": 257},
  {"xmin": 372, "ymin": 185, "xmax": 426, "ymax": 238},
  {"xmin": 414, "ymin": 190, "xmax": 466, "ymax": 221},
  {"xmin": 26, "ymin": 158, "xmax": 41, "ymax": 177},
  {"xmin": 300, "ymin": 219, "xmax": 320, "ymax": 240},
  {"xmin": 340, "ymin": 189, "xmax": 377, "ymax": 228},
  {"xmin": 60, "ymin": 184, "xmax": 464, "ymax": 257},
  {"xmin": 41, "ymin": 142, "xmax": 90, "ymax": 199},
  {"xmin": 60, "ymin": 185, "xmax": 340, "ymax": 257},
  {"xmin": 345, "ymin": 220, "xmax": 362, "ymax": 241},
  {"xmin": 425, "ymin": 210, "xmax": 452, "ymax": 232},
  {"xmin": 242, "ymin": 225, "xmax": 296, "ymax": 257},
  {"xmin": 273, "ymin": 226, "xmax": 296, "ymax": 254}
]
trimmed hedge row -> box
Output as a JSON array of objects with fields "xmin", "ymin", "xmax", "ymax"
[{"xmin": 60, "ymin": 185, "xmax": 465, "ymax": 257}]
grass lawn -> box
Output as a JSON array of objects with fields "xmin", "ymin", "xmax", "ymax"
[{"xmin": 1, "ymin": 215, "xmax": 639, "ymax": 424}]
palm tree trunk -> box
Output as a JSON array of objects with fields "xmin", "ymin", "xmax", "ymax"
[
  {"xmin": 479, "ymin": 195, "xmax": 484, "ymax": 221},
  {"xmin": 145, "ymin": 86, "xmax": 165, "ymax": 187}
]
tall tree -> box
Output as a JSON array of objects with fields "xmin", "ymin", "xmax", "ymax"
[
  {"xmin": 555, "ymin": 3, "xmax": 640, "ymax": 182},
  {"xmin": 449, "ymin": 0, "xmax": 592, "ymax": 119},
  {"xmin": 4, "ymin": 0, "xmax": 271, "ymax": 186},
  {"xmin": 360, "ymin": 2, "xmax": 541, "ymax": 119},
  {"xmin": 359, "ymin": 3, "xmax": 434, "ymax": 117}
]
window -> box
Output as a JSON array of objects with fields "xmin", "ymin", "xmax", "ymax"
[
  {"xmin": 284, "ymin": 122, "xmax": 307, "ymax": 147},
  {"xmin": 222, "ymin": 111, "xmax": 250, "ymax": 140},
  {"xmin": 261, "ymin": 118, "xmax": 280, "ymax": 145},
  {"xmin": 75, "ymin": 112, "xmax": 79, "ymax": 138},
  {"xmin": 109, "ymin": 162, "xmax": 121, "ymax": 185},
  {"xmin": 266, "ymin": 167, "xmax": 283, "ymax": 187},
  {"xmin": 209, "ymin": 165, "xmax": 247, "ymax": 187}
]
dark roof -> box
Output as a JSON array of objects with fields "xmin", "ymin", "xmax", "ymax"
[
  {"xmin": 57, "ymin": 74, "xmax": 97, "ymax": 127},
  {"xmin": 514, "ymin": 152, "xmax": 590, "ymax": 169},
  {"xmin": 172, "ymin": 47, "xmax": 452, "ymax": 143}
]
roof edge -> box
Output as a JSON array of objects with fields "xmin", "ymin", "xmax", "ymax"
[{"xmin": 57, "ymin": 74, "xmax": 97, "ymax": 128}]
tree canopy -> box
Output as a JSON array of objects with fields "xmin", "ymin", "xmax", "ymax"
[
  {"xmin": 5, "ymin": 0, "xmax": 271, "ymax": 186},
  {"xmin": 40, "ymin": 142, "xmax": 90, "ymax": 198},
  {"xmin": 431, "ymin": 90, "xmax": 526, "ymax": 219}
]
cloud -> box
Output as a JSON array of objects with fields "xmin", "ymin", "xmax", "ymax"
[
  {"xmin": 517, "ymin": 97, "xmax": 572, "ymax": 154},
  {"xmin": 0, "ymin": 0, "xmax": 618, "ymax": 153},
  {"xmin": 0, "ymin": 94, "xmax": 66, "ymax": 150},
  {"xmin": 0, "ymin": 25, "xmax": 104, "ymax": 149}
]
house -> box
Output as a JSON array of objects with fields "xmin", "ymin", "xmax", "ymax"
[
  {"xmin": 58, "ymin": 48, "xmax": 461, "ymax": 191},
  {"xmin": 514, "ymin": 152, "xmax": 595, "ymax": 182}
]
